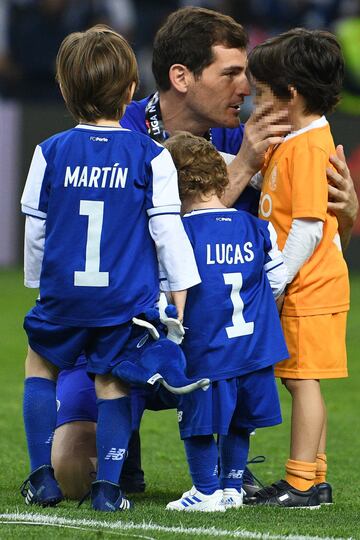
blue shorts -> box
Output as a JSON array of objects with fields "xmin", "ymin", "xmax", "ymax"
[
  {"xmin": 177, "ymin": 366, "xmax": 282, "ymax": 439},
  {"xmin": 24, "ymin": 311, "xmax": 146, "ymax": 374},
  {"xmin": 56, "ymin": 361, "xmax": 179, "ymax": 430}
]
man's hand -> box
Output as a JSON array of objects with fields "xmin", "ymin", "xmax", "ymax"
[
  {"xmin": 223, "ymin": 102, "xmax": 291, "ymax": 206},
  {"xmin": 327, "ymin": 145, "xmax": 359, "ymax": 251},
  {"xmin": 239, "ymin": 102, "xmax": 291, "ymax": 175}
]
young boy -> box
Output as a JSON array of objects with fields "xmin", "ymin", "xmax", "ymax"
[
  {"xmin": 248, "ymin": 28, "xmax": 350, "ymax": 507},
  {"xmin": 20, "ymin": 25, "xmax": 200, "ymax": 511},
  {"xmin": 163, "ymin": 132, "xmax": 289, "ymax": 512}
]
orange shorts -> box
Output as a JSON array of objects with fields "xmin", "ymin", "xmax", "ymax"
[{"xmin": 275, "ymin": 312, "xmax": 348, "ymax": 380}]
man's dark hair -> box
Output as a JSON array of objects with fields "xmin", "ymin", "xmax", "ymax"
[
  {"xmin": 248, "ymin": 28, "xmax": 344, "ymax": 115},
  {"xmin": 152, "ymin": 7, "xmax": 248, "ymax": 91}
]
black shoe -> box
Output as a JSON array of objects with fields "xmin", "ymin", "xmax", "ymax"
[
  {"xmin": 242, "ymin": 456, "xmax": 266, "ymax": 504},
  {"xmin": 91, "ymin": 480, "xmax": 132, "ymax": 512},
  {"xmin": 254, "ymin": 479, "xmax": 320, "ymax": 508},
  {"xmin": 20, "ymin": 465, "xmax": 63, "ymax": 507},
  {"xmin": 317, "ymin": 482, "xmax": 333, "ymax": 504}
]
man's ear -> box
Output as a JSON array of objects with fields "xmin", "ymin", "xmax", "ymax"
[{"xmin": 168, "ymin": 64, "xmax": 193, "ymax": 94}]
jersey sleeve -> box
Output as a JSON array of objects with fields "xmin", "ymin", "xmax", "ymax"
[
  {"xmin": 291, "ymin": 144, "xmax": 328, "ymax": 221},
  {"xmin": 24, "ymin": 215, "xmax": 46, "ymax": 288},
  {"xmin": 262, "ymin": 221, "xmax": 288, "ymax": 298},
  {"xmin": 21, "ymin": 144, "xmax": 49, "ymax": 218},
  {"xmin": 147, "ymin": 146, "xmax": 201, "ymax": 291}
]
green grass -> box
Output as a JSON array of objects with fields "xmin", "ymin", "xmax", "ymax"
[{"xmin": 0, "ymin": 268, "xmax": 359, "ymax": 539}]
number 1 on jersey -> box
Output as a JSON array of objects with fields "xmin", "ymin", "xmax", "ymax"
[
  {"xmin": 223, "ymin": 272, "xmax": 254, "ymax": 338},
  {"xmin": 74, "ymin": 200, "xmax": 109, "ymax": 287}
]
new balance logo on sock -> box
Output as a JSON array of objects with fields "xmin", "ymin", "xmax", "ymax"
[
  {"xmin": 177, "ymin": 411, "xmax": 183, "ymax": 422},
  {"xmin": 104, "ymin": 448, "xmax": 126, "ymax": 461},
  {"xmin": 227, "ymin": 469, "xmax": 244, "ymax": 479}
]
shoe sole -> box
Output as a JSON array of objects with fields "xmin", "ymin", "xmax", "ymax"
[{"xmin": 166, "ymin": 503, "xmax": 225, "ymax": 512}]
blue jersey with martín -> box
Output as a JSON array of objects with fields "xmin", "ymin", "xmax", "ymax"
[
  {"xmin": 122, "ymin": 96, "xmax": 260, "ymax": 215},
  {"xmin": 181, "ymin": 209, "xmax": 288, "ymax": 381},
  {"xmin": 21, "ymin": 124, "xmax": 181, "ymax": 327}
]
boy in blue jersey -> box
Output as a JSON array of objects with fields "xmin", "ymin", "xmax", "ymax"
[
  {"xmin": 163, "ymin": 132, "xmax": 288, "ymax": 512},
  {"xmin": 20, "ymin": 25, "xmax": 200, "ymax": 512}
]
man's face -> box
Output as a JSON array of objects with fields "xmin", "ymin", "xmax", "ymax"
[{"xmin": 186, "ymin": 45, "xmax": 250, "ymax": 130}]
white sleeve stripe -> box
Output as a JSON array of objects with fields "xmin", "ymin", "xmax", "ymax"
[
  {"xmin": 265, "ymin": 261, "xmax": 284, "ymax": 273},
  {"xmin": 150, "ymin": 149, "xmax": 181, "ymax": 208},
  {"xmin": 264, "ymin": 257, "xmax": 284, "ymax": 271},
  {"xmin": 20, "ymin": 145, "xmax": 47, "ymax": 212},
  {"xmin": 267, "ymin": 222, "xmax": 278, "ymax": 254},
  {"xmin": 147, "ymin": 204, "xmax": 180, "ymax": 216},
  {"xmin": 21, "ymin": 205, "xmax": 47, "ymax": 219},
  {"xmin": 149, "ymin": 212, "xmax": 180, "ymax": 219}
]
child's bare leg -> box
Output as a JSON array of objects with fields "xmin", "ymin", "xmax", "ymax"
[
  {"xmin": 283, "ymin": 378, "xmax": 325, "ymax": 491},
  {"xmin": 285, "ymin": 378, "xmax": 324, "ymax": 462},
  {"xmin": 25, "ymin": 346, "xmax": 59, "ymax": 380}
]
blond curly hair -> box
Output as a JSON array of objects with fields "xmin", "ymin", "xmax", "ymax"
[{"xmin": 164, "ymin": 132, "xmax": 229, "ymax": 201}]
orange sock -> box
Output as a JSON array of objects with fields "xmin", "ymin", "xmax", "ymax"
[
  {"xmin": 315, "ymin": 453, "xmax": 327, "ymax": 484},
  {"xmin": 285, "ymin": 459, "xmax": 316, "ymax": 491}
]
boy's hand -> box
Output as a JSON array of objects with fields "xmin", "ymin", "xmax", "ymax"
[{"xmin": 160, "ymin": 304, "xmax": 185, "ymax": 344}]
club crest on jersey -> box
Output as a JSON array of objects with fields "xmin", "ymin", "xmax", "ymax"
[{"xmin": 269, "ymin": 165, "xmax": 277, "ymax": 191}]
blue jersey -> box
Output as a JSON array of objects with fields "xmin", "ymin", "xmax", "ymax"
[
  {"xmin": 21, "ymin": 124, "xmax": 198, "ymax": 326},
  {"xmin": 122, "ymin": 96, "xmax": 259, "ymax": 215},
  {"xmin": 181, "ymin": 209, "xmax": 288, "ymax": 381}
]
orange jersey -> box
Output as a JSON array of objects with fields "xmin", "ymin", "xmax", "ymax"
[{"xmin": 259, "ymin": 117, "xmax": 349, "ymax": 316}]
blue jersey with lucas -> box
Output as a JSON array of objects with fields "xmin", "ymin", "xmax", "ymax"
[{"xmin": 180, "ymin": 208, "xmax": 288, "ymax": 381}]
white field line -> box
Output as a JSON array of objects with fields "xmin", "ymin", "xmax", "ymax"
[{"xmin": 0, "ymin": 512, "xmax": 353, "ymax": 540}]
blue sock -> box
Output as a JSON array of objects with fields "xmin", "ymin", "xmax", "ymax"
[
  {"xmin": 184, "ymin": 435, "xmax": 220, "ymax": 494},
  {"xmin": 219, "ymin": 428, "xmax": 250, "ymax": 491},
  {"xmin": 96, "ymin": 396, "xmax": 132, "ymax": 484},
  {"xmin": 23, "ymin": 377, "xmax": 57, "ymax": 472}
]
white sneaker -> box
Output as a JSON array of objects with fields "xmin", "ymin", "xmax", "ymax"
[
  {"xmin": 166, "ymin": 486, "xmax": 225, "ymax": 512},
  {"xmin": 222, "ymin": 488, "xmax": 245, "ymax": 509}
]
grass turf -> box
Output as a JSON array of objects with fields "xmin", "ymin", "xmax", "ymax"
[{"xmin": 0, "ymin": 268, "xmax": 359, "ymax": 539}]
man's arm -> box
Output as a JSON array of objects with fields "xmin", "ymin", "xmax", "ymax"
[
  {"xmin": 222, "ymin": 102, "xmax": 291, "ymax": 206},
  {"xmin": 327, "ymin": 145, "xmax": 359, "ymax": 251}
]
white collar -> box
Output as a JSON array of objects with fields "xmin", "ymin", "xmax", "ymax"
[{"xmin": 284, "ymin": 116, "xmax": 328, "ymax": 142}]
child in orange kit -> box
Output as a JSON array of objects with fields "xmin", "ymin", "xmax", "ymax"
[{"xmin": 248, "ymin": 28, "xmax": 350, "ymax": 508}]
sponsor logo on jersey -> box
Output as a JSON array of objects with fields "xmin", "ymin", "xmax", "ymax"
[
  {"xmin": 90, "ymin": 136, "xmax": 109, "ymax": 143},
  {"xmin": 216, "ymin": 217, "xmax": 232, "ymax": 222}
]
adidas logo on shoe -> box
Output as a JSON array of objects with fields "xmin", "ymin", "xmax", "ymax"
[{"xmin": 166, "ymin": 486, "xmax": 225, "ymax": 512}]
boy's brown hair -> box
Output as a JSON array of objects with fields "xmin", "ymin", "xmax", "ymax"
[
  {"xmin": 248, "ymin": 28, "xmax": 344, "ymax": 116},
  {"xmin": 56, "ymin": 25, "xmax": 139, "ymax": 123},
  {"xmin": 164, "ymin": 132, "xmax": 229, "ymax": 201}
]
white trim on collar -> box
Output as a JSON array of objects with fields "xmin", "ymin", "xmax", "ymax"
[
  {"xmin": 183, "ymin": 208, "xmax": 237, "ymax": 217},
  {"xmin": 75, "ymin": 124, "xmax": 129, "ymax": 132},
  {"xmin": 284, "ymin": 116, "xmax": 328, "ymax": 142}
]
